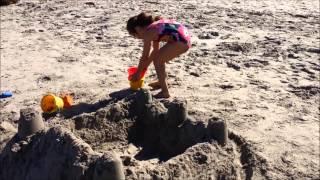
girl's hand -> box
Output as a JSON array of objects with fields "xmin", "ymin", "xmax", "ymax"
[{"xmin": 130, "ymin": 72, "xmax": 140, "ymax": 82}]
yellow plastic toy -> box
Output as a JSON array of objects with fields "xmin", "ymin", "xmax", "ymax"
[
  {"xmin": 41, "ymin": 93, "xmax": 73, "ymax": 113},
  {"xmin": 129, "ymin": 77, "xmax": 145, "ymax": 91}
]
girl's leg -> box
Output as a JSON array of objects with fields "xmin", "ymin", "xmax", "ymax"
[
  {"xmin": 148, "ymin": 81, "xmax": 161, "ymax": 89},
  {"xmin": 153, "ymin": 42, "xmax": 189, "ymax": 98}
]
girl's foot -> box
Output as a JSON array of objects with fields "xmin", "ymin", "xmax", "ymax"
[
  {"xmin": 153, "ymin": 91, "xmax": 170, "ymax": 99},
  {"xmin": 148, "ymin": 81, "xmax": 161, "ymax": 89}
]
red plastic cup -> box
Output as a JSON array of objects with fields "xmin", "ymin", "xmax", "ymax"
[{"xmin": 127, "ymin": 67, "xmax": 147, "ymax": 81}]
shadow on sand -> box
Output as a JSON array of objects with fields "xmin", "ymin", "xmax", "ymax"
[{"xmin": 42, "ymin": 88, "xmax": 136, "ymax": 120}]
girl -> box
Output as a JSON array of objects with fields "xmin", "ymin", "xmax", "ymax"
[{"xmin": 127, "ymin": 12, "xmax": 191, "ymax": 98}]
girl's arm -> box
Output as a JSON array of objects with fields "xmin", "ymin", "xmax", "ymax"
[
  {"xmin": 136, "ymin": 29, "xmax": 159, "ymax": 73},
  {"xmin": 136, "ymin": 39, "xmax": 152, "ymax": 74},
  {"xmin": 131, "ymin": 30, "xmax": 158, "ymax": 81},
  {"xmin": 143, "ymin": 41, "xmax": 159, "ymax": 68}
]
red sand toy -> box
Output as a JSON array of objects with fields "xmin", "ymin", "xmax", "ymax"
[{"xmin": 127, "ymin": 67, "xmax": 147, "ymax": 90}]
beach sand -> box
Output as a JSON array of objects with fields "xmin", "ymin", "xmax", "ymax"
[{"xmin": 0, "ymin": 0, "xmax": 319, "ymax": 179}]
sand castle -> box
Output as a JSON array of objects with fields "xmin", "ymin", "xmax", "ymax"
[
  {"xmin": 1, "ymin": 0, "xmax": 319, "ymax": 178},
  {"xmin": 1, "ymin": 111, "xmax": 125, "ymax": 180},
  {"xmin": 17, "ymin": 108, "xmax": 44, "ymax": 138},
  {"xmin": 0, "ymin": 89, "xmax": 252, "ymax": 180}
]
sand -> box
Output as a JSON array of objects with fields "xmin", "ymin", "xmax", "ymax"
[{"xmin": 0, "ymin": 0, "xmax": 319, "ymax": 179}]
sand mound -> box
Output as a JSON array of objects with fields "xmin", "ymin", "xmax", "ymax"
[
  {"xmin": 0, "ymin": 89, "xmax": 269, "ymax": 179},
  {"xmin": 0, "ymin": 121, "xmax": 17, "ymax": 152},
  {"xmin": 1, "ymin": 121, "xmax": 124, "ymax": 180},
  {"xmin": 1, "ymin": 0, "xmax": 319, "ymax": 178}
]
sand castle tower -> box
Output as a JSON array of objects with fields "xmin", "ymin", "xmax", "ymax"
[
  {"xmin": 94, "ymin": 152, "xmax": 125, "ymax": 180},
  {"xmin": 18, "ymin": 108, "xmax": 44, "ymax": 138}
]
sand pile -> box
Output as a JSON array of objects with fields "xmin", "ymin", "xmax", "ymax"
[
  {"xmin": 0, "ymin": 108, "xmax": 125, "ymax": 180},
  {"xmin": 0, "ymin": 121, "xmax": 17, "ymax": 151},
  {"xmin": 0, "ymin": 90, "xmax": 268, "ymax": 179}
]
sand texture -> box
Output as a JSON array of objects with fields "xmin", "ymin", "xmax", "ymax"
[{"xmin": 0, "ymin": 0, "xmax": 319, "ymax": 179}]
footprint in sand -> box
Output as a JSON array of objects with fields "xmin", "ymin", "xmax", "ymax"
[
  {"xmin": 290, "ymin": 63, "xmax": 317, "ymax": 80},
  {"xmin": 217, "ymin": 42, "xmax": 255, "ymax": 54},
  {"xmin": 198, "ymin": 31, "xmax": 219, "ymax": 39},
  {"xmin": 56, "ymin": 55, "xmax": 79, "ymax": 63},
  {"xmin": 226, "ymin": 61, "xmax": 241, "ymax": 71},
  {"xmin": 0, "ymin": 0, "xmax": 17, "ymax": 6},
  {"xmin": 249, "ymin": 79, "xmax": 271, "ymax": 90},
  {"xmin": 243, "ymin": 59, "xmax": 269, "ymax": 68},
  {"xmin": 288, "ymin": 84, "xmax": 320, "ymax": 99},
  {"xmin": 36, "ymin": 74, "xmax": 63, "ymax": 84},
  {"xmin": 96, "ymin": 69, "xmax": 113, "ymax": 75}
]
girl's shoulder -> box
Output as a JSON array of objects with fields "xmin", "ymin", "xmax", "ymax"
[{"xmin": 147, "ymin": 18, "xmax": 180, "ymax": 30}]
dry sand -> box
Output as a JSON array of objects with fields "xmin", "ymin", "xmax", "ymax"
[{"xmin": 0, "ymin": 0, "xmax": 319, "ymax": 179}]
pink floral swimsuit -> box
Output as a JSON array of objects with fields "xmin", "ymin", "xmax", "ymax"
[{"xmin": 147, "ymin": 19, "xmax": 191, "ymax": 48}]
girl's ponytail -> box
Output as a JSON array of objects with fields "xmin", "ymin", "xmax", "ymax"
[
  {"xmin": 154, "ymin": 15, "xmax": 161, "ymax": 21},
  {"xmin": 127, "ymin": 12, "xmax": 162, "ymax": 34},
  {"xmin": 136, "ymin": 12, "xmax": 161, "ymax": 26}
]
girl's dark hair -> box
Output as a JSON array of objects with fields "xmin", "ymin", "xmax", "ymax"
[{"xmin": 127, "ymin": 12, "xmax": 161, "ymax": 35}]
